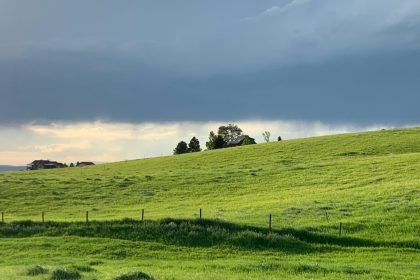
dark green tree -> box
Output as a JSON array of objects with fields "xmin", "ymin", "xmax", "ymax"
[
  {"xmin": 206, "ymin": 131, "xmax": 225, "ymax": 150},
  {"xmin": 218, "ymin": 124, "xmax": 243, "ymax": 145},
  {"xmin": 173, "ymin": 141, "xmax": 189, "ymax": 155},
  {"xmin": 277, "ymin": 136, "xmax": 282, "ymax": 141},
  {"xmin": 242, "ymin": 135, "xmax": 257, "ymax": 145},
  {"xmin": 188, "ymin": 137, "xmax": 201, "ymax": 152}
]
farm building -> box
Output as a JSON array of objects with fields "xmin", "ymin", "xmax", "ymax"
[
  {"xmin": 27, "ymin": 160, "xmax": 67, "ymax": 170},
  {"xmin": 226, "ymin": 135, "xmax": 247, "ymax": 147},
  {"xmin": 226, "ymin": 135, "xmax": 256, "ymax": 147}
]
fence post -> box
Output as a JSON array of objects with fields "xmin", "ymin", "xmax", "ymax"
[
  {"xmin": 1, "ymin": 212, "xmax": 3, "ymax": 223},
  {"xmin": 42, "ymin": 211, "xmax": 45, "ymax": 224},
  {"xmin": 199, "ymin": 208, "xmax": 202, "ymax": 219},
  {"xmin": 269, "ymin": 214, "xmax": 272, "ymax": 231},
  {"xmin": 86, "ymin": 211, "xmax": 89, "ymax": 223},
  {"xmin": 141, "ymin": 209, "xmax": 144, "ymax": 221},
  {"xmin": 339, "ymin": 222, "xmax": 342, "ymax": 236}
]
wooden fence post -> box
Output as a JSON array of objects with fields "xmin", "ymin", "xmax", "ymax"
[
  {"xmin": 269, "ymin": 214, "xmax": 272, "ymax": 231},
  {"xmin": 42, "ymin": 211, "xmax": 45, "ymax": 224},
  {"xmin": 141, "ymin": 209, "xmax": 144, "ymax": 221},
  {"xmin": 86, "ymin": 211, "xmax": 89, "ymax": 223},
  {"xmin": 199, "ymin": 208, "xmax": 202, "ymax": 219},
  {"xmin": 339, "ymin": 222, "xmax": 342, "ymax": 236}
]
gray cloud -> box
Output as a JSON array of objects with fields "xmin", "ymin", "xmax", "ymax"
[
  {"xmin": 1, "ymin": 49, "xmax": 419, "ymax": 125},
  {"xmin": 0, "ymin": 0, "xmax": 420, "ymax": 125}
]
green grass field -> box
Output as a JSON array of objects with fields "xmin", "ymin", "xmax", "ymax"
[{"xmin": 0, "ymin": 127, "xmax": 419, "ymax": 279}]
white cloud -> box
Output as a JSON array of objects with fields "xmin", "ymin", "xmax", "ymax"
[
  {"xmin": 26, "ymin": 121, "xmax": 181, "ymax": 141},
  {"xmin": 261, "ymin": 6, "xmax": 280, "ymax": 17},
  {"xmin": 0, "ymin": 120, "xmax": 403, "ymax": 165},
  {"xmin": 259, "ymin": 0, "xmax": 312, "ymax": 18}
]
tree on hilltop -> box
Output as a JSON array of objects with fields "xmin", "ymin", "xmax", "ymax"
[
  {"xmin": 262, "ymin": 131, "xmax": 271, "ymax": 142},
  {"xmin": 206, "ymin": 131, "xmax": 225, "ymax": 150},
  {"xmin": 173, "ymin": 141, "xmax": 189, "ymax": 155},
  {"xmin": 188, "ymin": 137, "xmax": 201, "ymax": 152},
  {"xmin": 218, "ymin": 124, "xmax": 243, "ymax": 145}
]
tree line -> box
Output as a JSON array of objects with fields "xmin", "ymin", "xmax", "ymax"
[
  {"xmin": 173, "ymin": 124, "xmax": 281, "ymax": 155},
  {"xmin": 173, "ymin": 137, "xmax": 202, "ymax": 155}
]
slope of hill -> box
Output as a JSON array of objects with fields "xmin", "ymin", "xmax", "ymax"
[{"xmin": 0, "ymin": 127, "xmax": 419, "ymax": 279}]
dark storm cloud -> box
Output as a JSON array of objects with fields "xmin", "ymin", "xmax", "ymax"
[
  {"xmin": 1, "ymin": 0, "xmax": 420, "ymax": 124},
  {"xmin": 1, "ymin": 49, "xmax": 419, "ymax": 125}
]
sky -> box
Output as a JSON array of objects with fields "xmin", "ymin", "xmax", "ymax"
[{"xmin": 1, "ymin": 0, "xmax": 420, "ymax": 165}]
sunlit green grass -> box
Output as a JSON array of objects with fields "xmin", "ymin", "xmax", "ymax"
[
  {"xmin": 0, "ymin": 127, "xmax": 419, "ymax": 279},
  {"xmin": 0, "ymin": 235, "xmax": 419, "ymax": 280}
]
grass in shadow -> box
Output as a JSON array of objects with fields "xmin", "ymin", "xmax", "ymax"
[
  {"xmin": 0, "ymin": 218, "xmax": 417, "ymax": 252},
  {"xmin": 114, "ymin": 271, "xmax": 154, "ymax": 280},
  {"xmin": 26, "ymin": 265, "xmax": 49, "ymax": 276},
  {"xmin": 50, "ymin": 268, "xmax": 81, "ymax": 280}
]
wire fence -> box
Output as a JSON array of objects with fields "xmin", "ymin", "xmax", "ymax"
[{"xmin": 0, "ymin": 209, "xmax": 345, "ymax": 236}]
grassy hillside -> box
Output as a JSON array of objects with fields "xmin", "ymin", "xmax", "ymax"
[{"xmin": 0, "ymin": 127, "xmax": 419, "ymax": 279}]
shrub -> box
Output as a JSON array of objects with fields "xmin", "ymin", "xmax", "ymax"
[
  {"xmin": 294, "ymin": 264, "xmax": 328, "ymax": 274},
  {"xmin": 88, "ymin": 260, "xmax": 104, "ymax": 266},
  {"xmin": 114, "ymin": 271, "xmax": 154, "ymax": 280},
  {"xmin": 50, "ymin": 268, "xmax": 81, "ymax": 280},
  {"xmin": 26, "ymin": 265, "xmax": 48, "ymax": 276},
  {"xmin": 144, "ymin": 175, "xmax": 154, "ymax": 181},
  {"xmin": 71, "ymin": 264, "xmax": 95, "ymax": 272},
  {"xmin": 341, "ymin": 266, "xmax": 371, "ymax": 275}
]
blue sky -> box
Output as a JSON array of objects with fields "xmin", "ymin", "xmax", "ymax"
[{"xmin": 1, "ymin": 0, "xmax": 420, "ymax": 164}]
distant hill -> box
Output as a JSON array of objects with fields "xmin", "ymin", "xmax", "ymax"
[{"xmin": 0, "ymin": 165, "xmax": 26, "ymax": 171}]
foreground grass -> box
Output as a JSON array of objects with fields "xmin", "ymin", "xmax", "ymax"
[
  {"xmin": 0, "ymin": 127, "xmax": 419, "ymax": 278},
  {"xmin": 0, "ymin": 220, "xmax": 419, "ymax": 279}
]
